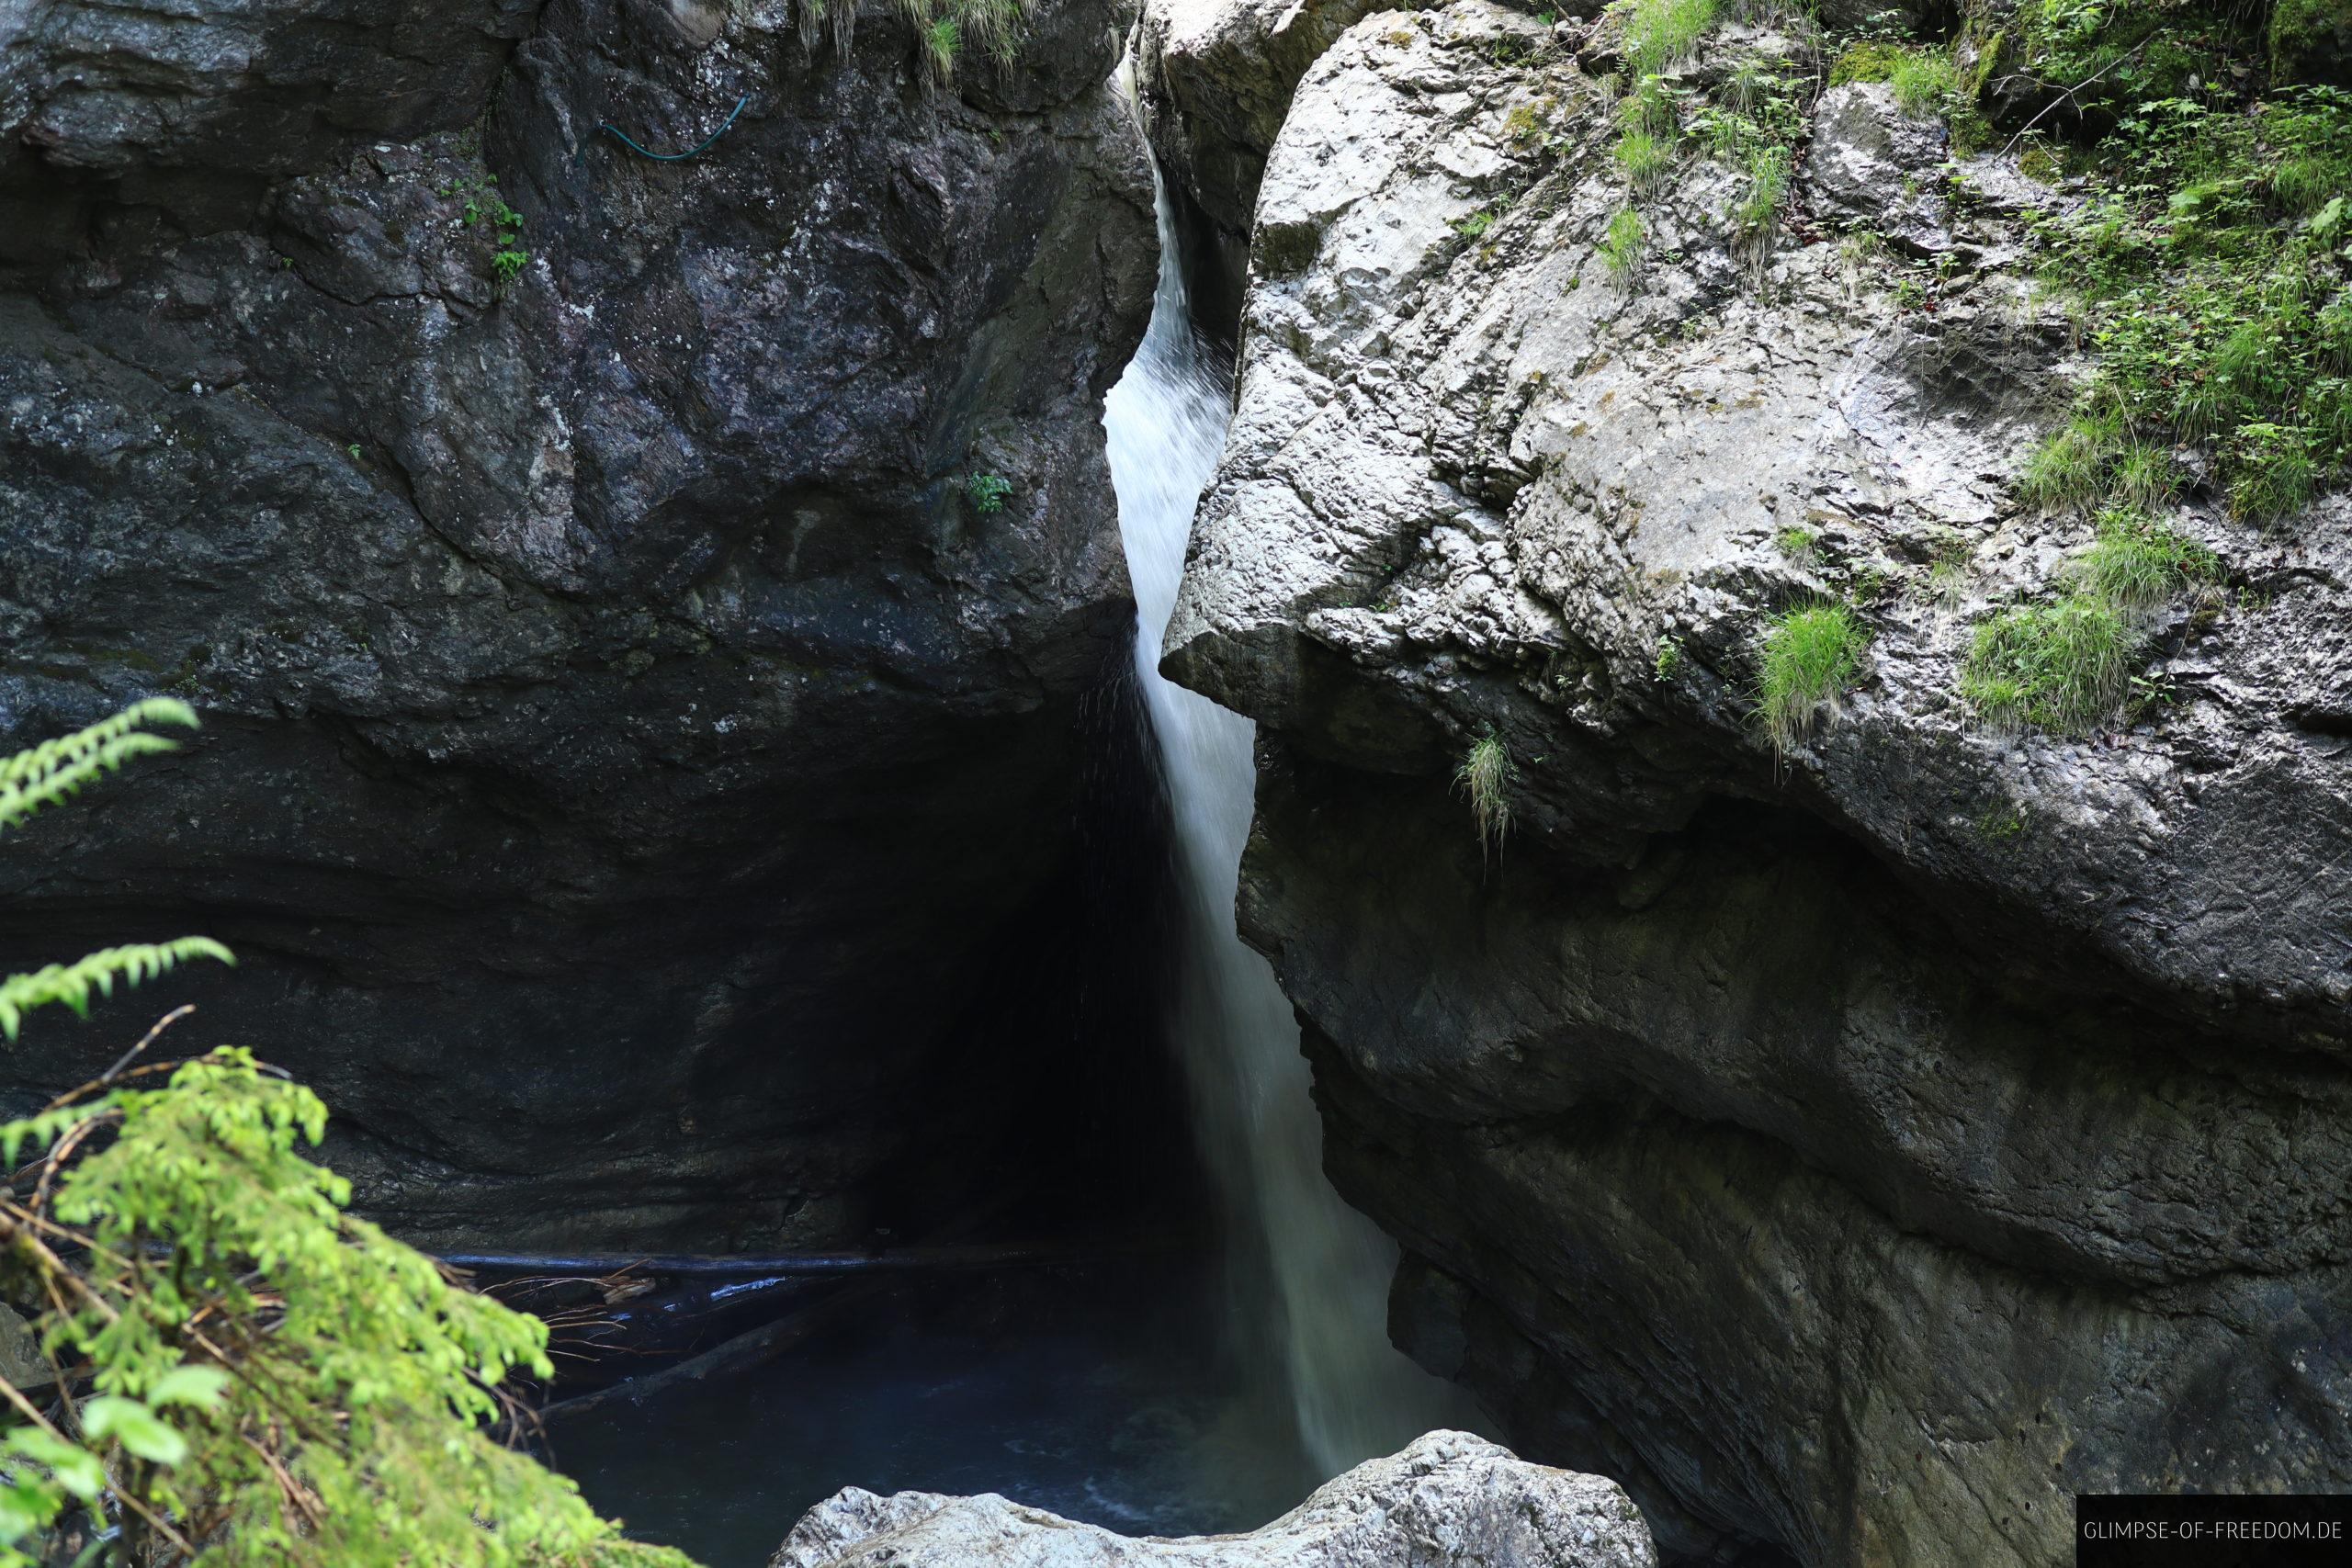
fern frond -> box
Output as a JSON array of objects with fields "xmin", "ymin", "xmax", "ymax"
[
  {"xmin": 0, "ymin": 939, "xmax": 236, "ymax": 1042},
  {"xmin": 0, "ymin": 699, "xmax": 200, "ymax": 835}
]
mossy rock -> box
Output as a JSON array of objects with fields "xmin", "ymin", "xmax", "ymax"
[{"xmin": 2275, "ymin": 0, "xmax": 2352, "ymax": 84}]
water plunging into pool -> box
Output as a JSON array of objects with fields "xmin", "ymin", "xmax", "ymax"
[
  {"xmin": 546, "ymin": 92, "xmax": 1467, "ymax": 1568},
  {"xmin": 1100, "ymin": 139, "xmax": 1463, "ymax": 1479}
]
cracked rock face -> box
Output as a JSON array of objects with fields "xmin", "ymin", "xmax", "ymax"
[
  {"xmin": 0, "ymin": 0, "xmax": 1159, "ymax": 1248},
  {"xmin": 771, "ymin": 1431, "xmax": 1657, "ymax": 1568},
  {"xmin": 1161, "ymin": 4, "xmax": 2352, "ymax": 1563}
]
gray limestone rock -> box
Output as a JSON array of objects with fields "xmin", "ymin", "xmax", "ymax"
[
  {"xmin": 771, "ymin": 1431, "xmax": 1657, "ymax": 1568},
  {"xmin": 1161, "ymin": 4, "xmax": 2352, "ymax": 1562}
]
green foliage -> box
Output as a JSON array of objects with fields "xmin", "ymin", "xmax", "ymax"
[
  {"xmin": 0, "ymin": 708, "xmax": 696, "ymax": 1568},
  {"xmin": 1599, "ymin": 207, "xmax": 1645, "ymax": 283},
  {"xmin": 1617, "ymin": 0, "xmax": 1715, "ymax": 78},
  {"xmin": 0, "ymin": 699, "xmax": 198, "ymax": 834},
  {"xmin": 1959, "ymin": 592, "xmax": 2133, "ymax": 733},
  {"xmin": 2078, "ymin": 507, "xmax": 2219, "ymax": 607},
  {"xmin": 2016, "ymin": 19, "xmax": 2352, "ymax": 526},
  {"xmin": 1655, "ymin": 635, "xmax": 1683, "ymax": 681},
  {"xmin": 1774, "ymin": 523, "xmax": 1819, "ymax": 563},
  {"xmin": 2017, "ymin": 406, "xmax": 2122, "ymax": 513},
  {"xmin": 1758, "ymin": 602, "xmax": 1866, "ymax": 755},
  {"xmin": 1614, "ymin": 126, "xmax": 1674, "ymax": 192},
  {"xmin": 0, "ymin": 941, "xmax": 234, "ymax": 1043},
  {"xmin": 1731, "ymin": 143, "xmax": 1790, "ymax": 243},
  {"xmin": 1888, "ymin": 50, "xmax": 1964, "ymax": 118},
  {"xmin": 890, "ymin": 0, "xmax": 1024, "ymax": 69},
  {"xmin": 1453, "ymin": 733, "xmax": 1514, "ymax": 857},
  {"xmin": 964, "ymin": 471, "xmax": 1012, "ymax": 514}
]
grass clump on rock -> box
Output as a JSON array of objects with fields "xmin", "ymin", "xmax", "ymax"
[
  {"xmin": 1453, "ymin": 732, "xmax": 1515, "ymax": 859},
  {"xmin": 1959, "ymin": 593, "xmax": 2133, "ymax": 735},
  {"xmin": 1758, "ymin": 601, "xmax": 1866, "ymax": 756}
]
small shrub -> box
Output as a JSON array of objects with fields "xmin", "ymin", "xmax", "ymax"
[
  {"xmin": 1453, "ymin": 733, "xmax": 1514, "ymax": 857},
  {"xmin": 1959, "ymin": 592, "xmax": 2134, "ymax": 732},
  {"xmin": 964, "ymin": 471, "xmax": 1012, "ymax": 513},
  {"xmin": 1758, "ymin": 602, "xmax": 1866, "ymax": 755},
  {"xmin": 1774, "ymin": 523, "xmax": 1819, "ymax": 564},
  {"xmin": 1655, "ymin": 636, "xmax": 1683, "ymax": 681}
]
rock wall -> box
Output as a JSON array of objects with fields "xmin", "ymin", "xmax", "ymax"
[
  {"xmin": 0, "ymin": 0, "xmax": 1165, "ymax": 1249},
  {"xmin": 1151, "ymin": 4, "xmax": 2352, "ymax": 1563}
]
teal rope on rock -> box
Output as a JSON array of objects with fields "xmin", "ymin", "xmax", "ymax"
[{"xmin": 584, "ymin": 95, "xmax": 749, "ymax": 163}]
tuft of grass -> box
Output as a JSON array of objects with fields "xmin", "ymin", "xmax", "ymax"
[
  {"xmin": 1599, "ymin": 207, "xmax": 1645, "ymax": 284},
  {"xmin": 1959, "ymin": 593, "xmax": 2134, "ymax": 733},
  {"xmin": 1618, "ymin": 0, "xmax": 1716, "ymax": 79},
  {"xmin": 1733, "ymin": 143, "xmax": 1789, "ymax": 242},
  {"xmin": 1774, "ymin": 523, "xmax": 1819, "ymax": 564},
  {"xmin": 1758, "ymin": 601, "xmax": 1866, "ymax": 755},
  {"xmin": 2018, "ymin": 407, "xmax": 2122, "ymax": 513},
  {"xmin": 1615, "ymin": 128, "xmax": 1674, "ymax": 192},
  {"xmin": 923, "ymin": 17, "xmax": 960, "ymax": 83},
  {"xmin": 1453, "ymin": 733, "xmax": 1514, "ymax": 857},
  {"xmin": 1599, "ymin": 207, "xmax": 1636, "ymax": 287},
  {"xmin": 2078, "ymin": 508, "xmax": 2219, "ymax": 608},
  {"xmin": 2224, "ymin": 422, "xmax": 2317, "ymax": 522},
  {"xmin": 1888, "ymin": 51, "xmax": 1964, "ymax": 118}
]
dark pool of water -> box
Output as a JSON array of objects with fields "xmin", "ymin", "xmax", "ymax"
[{"xmin": 543, "ymin": 1257, "xmax": 1322, "ymax": 1568}]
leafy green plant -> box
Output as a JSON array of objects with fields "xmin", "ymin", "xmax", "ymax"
[
  {"xmin": 1758, "ymin": 602, "xmax": 1866, "ymax": 755},
  {"xmin": 964, "ymin": 472, "xmax": 1012, "ymax": 514},
  {"xmin": 1655, "ymin": 636, "xmax": 1683, "ymax": 681},
  {"xmin": 1453, "ymin": 732, "xmax": 1514, "ymax": 858},
  {"xmin": 0, "ymin": 705, "xmax": 695, "ymax": 1568},
  {"xmin": 1774, "ymin": 523, "xmax": 1819, "ymax": 564}
]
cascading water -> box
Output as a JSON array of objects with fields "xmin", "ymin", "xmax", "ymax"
[{"xmin": 1102, "ymin": 119, "xmax": 1466, "ymax": 1478}]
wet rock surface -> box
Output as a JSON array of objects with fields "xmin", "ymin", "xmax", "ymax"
[
  {"xmin": 770, "ymin": 1430, "xmax": 1657, "ymax": 1568},
  {"xmin": 0, "ymin": 0, "xmax": 1161, "ymax": 1249},
  {"xmin": 1161, "ymin": 3, "xmax": 2352, "ymax": 1562}
]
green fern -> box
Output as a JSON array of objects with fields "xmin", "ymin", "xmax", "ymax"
[
  {"xmin": 0, "ymin": 939, "xmax": 236, "ymax": 1042},
  {"xmin": 0, "ymin": 705, "xmax": 697, "ymax": 1568},
  {"xmin": 0, "ymin": 703, "xmax": 232, "ymax": 1040},
  {"xmin": 0, "ymin": 697, "xmax": 198, "ymax": 833}
]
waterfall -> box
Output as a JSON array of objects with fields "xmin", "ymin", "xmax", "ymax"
[{"xmin": 1101, "ymin": 127, "xmax": 1465, "ymax": 1479}]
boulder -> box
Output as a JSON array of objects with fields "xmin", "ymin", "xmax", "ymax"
[{"xmin": 770, "ymin": 1431, "xmax": 1657, "ymax": 1568}]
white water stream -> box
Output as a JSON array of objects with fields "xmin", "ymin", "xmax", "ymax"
[{"xmin": 1102, "ymin": 141, "xmax": 1463, "ymax": 1477}]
